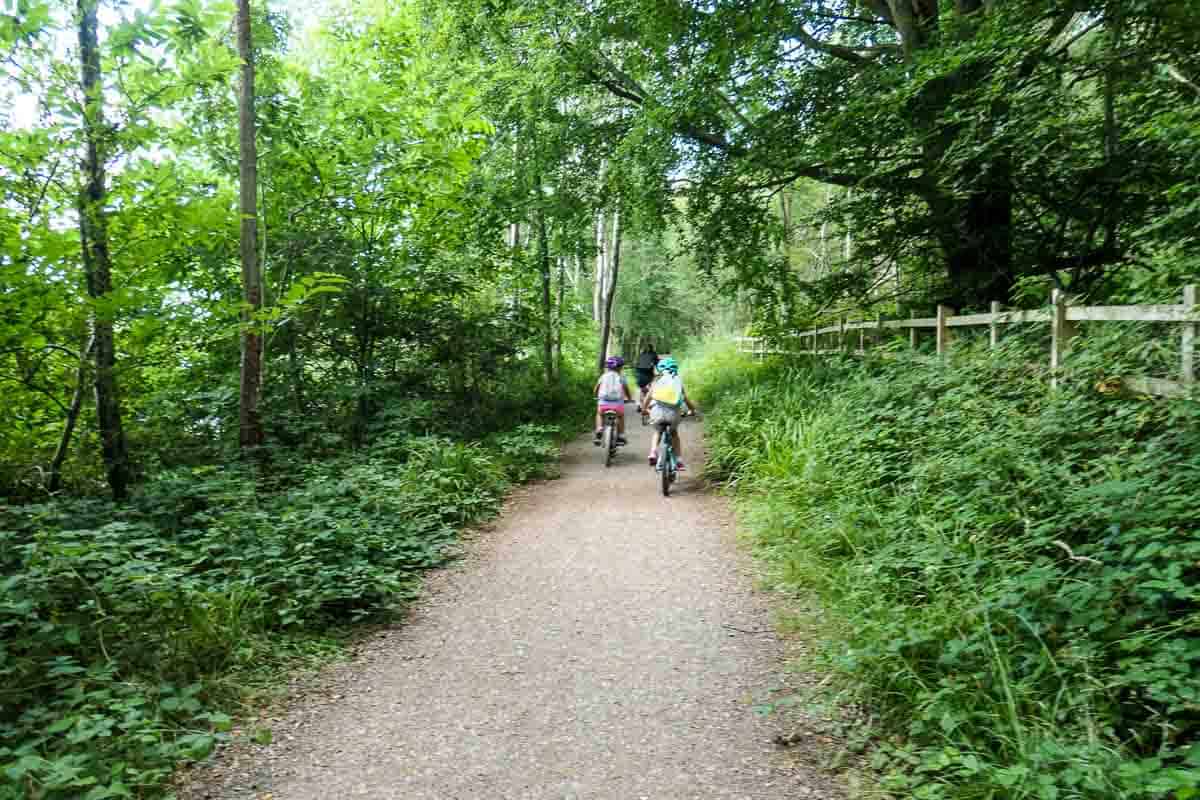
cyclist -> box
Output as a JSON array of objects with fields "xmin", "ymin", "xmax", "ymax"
[
  {"xmin": 634, "ymin": 343, "xmax": 658, "ymax": 405},
  {"xmin": 640, "ymin": 356, "xmax": 697, "ymax": 470},
  {"xmin": 594, "ymin": 355, "xmax": 632, "ymax": 446}
]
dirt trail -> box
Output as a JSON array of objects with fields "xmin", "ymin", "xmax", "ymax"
[{"xmin": 184, "ymin": 418, "xmax": 842, "ymax": 799}]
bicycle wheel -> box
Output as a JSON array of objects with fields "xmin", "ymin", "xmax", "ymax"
[
  {"xmin": 660, "ymin": 429, "xmax": 672, "ymax": 496},
  {"xmin": 603, "ymin": 424, "xmax": 614, "ymax": 467}
]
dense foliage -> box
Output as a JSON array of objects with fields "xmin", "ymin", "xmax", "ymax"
[
  {"xmin": 691, "ymin": 340, "xmax": 1200, "ymax": 798},
  {"xmin": 0, "ymin": 399, "xmax": 587, "ymax": 798},
  {"xmin": 0, "ymin": 0, "xmax": 636, "ymax": 499},
  {"xmin": 1, "ymin": 0, "xmax": 609, "ymax": 795},
  {"xmin": 3, "ymin": 0, "xmax": 1198, "ymax": 796},
  {"xmin": 453, "ymin": 0, "xmax": 1200, "ymax": 328}
]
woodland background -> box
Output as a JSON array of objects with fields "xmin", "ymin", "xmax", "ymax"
[{"xmin": 2, "ymin": 0, "xmax": 1198, "ymax": 797}]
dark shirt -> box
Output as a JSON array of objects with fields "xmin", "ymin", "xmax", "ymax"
[{"xmin": 636, "ymin": 350, "xmax": 658, "ymax": 370}]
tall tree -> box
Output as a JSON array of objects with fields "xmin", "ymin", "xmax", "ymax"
[
  {"xmin": 237, "ymin": 0, "xmax": 264, "ymax": 449},
  {"xmin": 596, "ymin": 207, "xmax": 620, "ymax": 372},
  {"xmin": 535, "ymin": 194, "xmax": 555, "ymax": 386},
  {"xmin": 76, "ymin": 0, "xmax": 131, "ymax": 501}
]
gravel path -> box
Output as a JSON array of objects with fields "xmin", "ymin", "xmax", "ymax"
[{"xmin": 183, "ymin": 419, "xmax": 843, "ymax": 799}]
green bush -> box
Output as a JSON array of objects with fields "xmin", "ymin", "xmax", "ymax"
[
  {"xmin": 487, "ymin": 424, "xmax": 565, "ymax": 482},
  {"xmin": 692, "ymin": 337, "xmax": 1200, "ymax": 799}
]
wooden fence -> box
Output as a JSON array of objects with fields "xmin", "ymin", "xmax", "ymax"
[{"xmin": 736, "ymin": 286, "xmax": 1198, "ymax": 398}]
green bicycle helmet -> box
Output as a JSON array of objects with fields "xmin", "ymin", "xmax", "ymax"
[{"xmin": 656, "ymin": 357, "xmax": 678, "ymax": 375}]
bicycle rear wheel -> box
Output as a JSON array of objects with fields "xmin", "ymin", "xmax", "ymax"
[
  {"xmin": 603, "ymin": 424, "xmax": 614, "ymax": 467},
  {"xmin": 659, "ymin": 428, "xmax": 672, "ymax": 496}
]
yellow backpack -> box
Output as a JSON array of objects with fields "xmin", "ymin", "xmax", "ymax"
[{"xmin": 651, "ymin": 374, "xmax": 683, "ymax": 407}]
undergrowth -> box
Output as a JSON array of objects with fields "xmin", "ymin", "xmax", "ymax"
[
  {"xmin": 0, "ymin": 369, "xmax": 591, "ymax": 799},
  {"xmin": 689, "ymin": 336, "xmax": 1200, "ymax": 799}
]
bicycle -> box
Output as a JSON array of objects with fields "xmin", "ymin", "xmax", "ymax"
[
  {"xmin": 652, "ymin": 410, "xmax": 698, "ymax": 495},
  {"xmin": 600, "ymin": 410, "xmax": 620, "ymax": 467},
  {"xmin": 654, "ymin": 420, "xmax": 677, "ymax": 495}
]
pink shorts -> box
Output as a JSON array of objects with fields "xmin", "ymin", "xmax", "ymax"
[{"xmin": 597, "ymin": 402, "xmax": 625, "ymax": 414}]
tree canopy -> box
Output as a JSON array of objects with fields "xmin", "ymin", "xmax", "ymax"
[{"xmin": 449, "ymin": 0, "xmax": 1200, "ymax": 321}]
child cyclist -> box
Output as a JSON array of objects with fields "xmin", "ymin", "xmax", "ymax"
[
  {"xmin": 594, "ymin": 356, "xmax": 632, "ymax": 446},
  {"xmin": 640, "ymin": 356, "xmax": 697, "ymax": 470}
]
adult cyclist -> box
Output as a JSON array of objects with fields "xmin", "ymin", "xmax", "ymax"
[
  {"xmin": 640, "ymin": 356, "xmax": 697, "ymax": 471},
  {"xmin": 634, "ymin": 343, "xmax": 658, "ymax": 408}
]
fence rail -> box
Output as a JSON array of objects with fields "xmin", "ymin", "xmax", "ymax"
[{"xmin": 736, "ymin": 286, "xmax": 1198, "ymax": 398}]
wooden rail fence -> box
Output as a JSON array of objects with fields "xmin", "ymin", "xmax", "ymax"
[{"xmin": 736, "ymin": 286, "xmax": 1199, "ymax": 398}]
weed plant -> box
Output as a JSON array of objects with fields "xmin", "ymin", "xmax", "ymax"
[
  {"xmin": 0, "ymin": 369, "xmax": 592, "ymax": 799},
  {"xmin": 690, "ymin": 337, "xmax": 1200, "ymax": 799}
]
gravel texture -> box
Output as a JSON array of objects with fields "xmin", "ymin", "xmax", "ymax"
[{"xmin": 181, "ymin": 419, "xmax": 844, "ymax": 799}]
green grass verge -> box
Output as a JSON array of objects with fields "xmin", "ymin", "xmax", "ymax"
[{"xmin": 688, "ymin": 337, "xmax": 1200, "ymax": 799}]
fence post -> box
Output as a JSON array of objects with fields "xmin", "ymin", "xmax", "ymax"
[
  {"xmin": 1050, "ymin": 289, "xmax": 1075, "ymax": 390},
  {"xmin": 1183, "ymin": 285, "xmax": 1196, "ymax": 385},
  {"xmin": 839, "ymin": 318, "xmax": 847, "ymax": 353},
  {"xmin": 810, "ymin": 329, "xmax": 817, "ymax": 355},
  {"xmin": 936, "ymin": 305, "xmax": 953, "ymax": 356},
  {"xmin": 989, "ymin": 301, "xmax": 1001, "ymax": 349},
  {"xmin": 876, "ymin": 314, "xmax": 884, "ymax": 351},
  {"xmin": 909, "ymin": 310, "xmax": 918, "ymax": 350},
  {"xmin": 858, "ymin": 323, "xmax": 865, "ymax": 354}
]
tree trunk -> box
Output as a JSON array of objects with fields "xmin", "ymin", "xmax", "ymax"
[
  {"xmin": 592, "ymin": 210, "xmax": 606, "ymax": 322},
  {"xmin": 352, "ymin": 289, "xmax": 373, "ymax": 448},
  {"xmin": 77, "ymin": 0, "xmax": 131, "ymax": 502},
  {"xmin": 49, "ymin": 335, "xmax": 94, "ymax": 493},
  {"xmin": 1100, "ymin": 0, "xmax": 1123, "ymax": 256},
  {"xmin": 237, "ymin": 0, "xmax": 264, "ymax": 450},
  {"xmin": 535, "ymin": 199, "xmax": 554, "ymax": 387},
  {"xmin": 596, "ymin": 208, "xmax": 621, "ymax": 373},
  {"xmin": 934, "ymin": 168, "xmax": 1013, "ymax": 310},
  {"xmin": 554, "ymin": 256, "xmax": 565, "ymax": 378},
  {"xmin": 286, "ymin": 324, "xmax": 306, "ymax": 417},
  {"xmin": 508, "ymin": 222, "xmax": 523, "ymax": 311},
  {"xmin": 912, "ymin": 56, "xmax": 1014, "ymax": 310}
]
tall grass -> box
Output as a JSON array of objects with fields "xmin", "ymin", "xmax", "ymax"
[{"xmin": 689, "ymin": 338, "xmax": 1200, "ymax": 799}]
